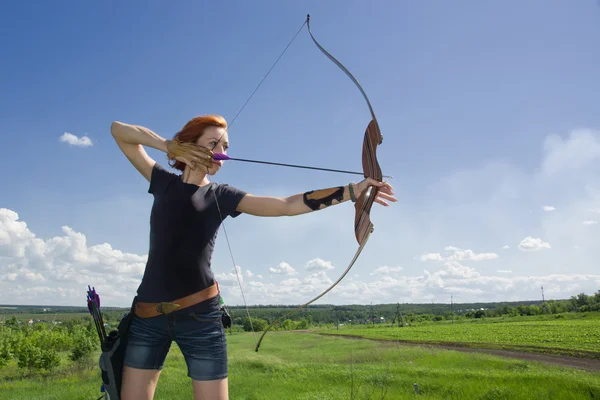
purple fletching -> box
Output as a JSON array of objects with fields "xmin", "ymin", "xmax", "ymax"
[
  {"xmin": 93, "ymin": 288, "xmax": 100, "ymax": 308},
  {"xmin": 87, "ymin": 286, "xmax": 101, "ymax": 309},
  {"xmin": 212, "ymin": 153, "xmax": 230, "ymax": 161}
]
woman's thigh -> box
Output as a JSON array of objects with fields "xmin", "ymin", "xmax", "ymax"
[
  {"xmin": 173, "ymin": 308, "xmax": 228, "ymax": 383},
  {"xmin": 121, "ymin": 314, "xmax": 172, "ymax": 399},
  {"xmin": 123, "ymin": 313, "xmax": 172, "ymax": 373}
]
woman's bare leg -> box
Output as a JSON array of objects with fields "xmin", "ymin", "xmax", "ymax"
[
  {"xmin": 192, "ymin": 377, "xmax": 229, "ymax": 400},
  {"xmin": 120, "ymin": 365, "xmax": 162, "ymax": 400}
]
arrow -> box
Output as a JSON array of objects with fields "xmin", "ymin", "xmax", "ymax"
[{"xmin": 212, "ymin": 153, "xmax": 393, "ymax": 179}]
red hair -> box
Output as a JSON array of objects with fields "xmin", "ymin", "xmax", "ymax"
[{"xmin": 169, "ymin": 114, "xmax": 227, "ymax": 171}]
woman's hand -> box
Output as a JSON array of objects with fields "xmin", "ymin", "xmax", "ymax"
[
  {"xmin": 166, "ymin": 139, "xmax": 213, "ymax": 170},
  {"xmin": 354, "ymin": 178, "xmax": 397, "ymax": 206}
]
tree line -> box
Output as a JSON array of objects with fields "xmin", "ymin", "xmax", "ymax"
[
  {"xmin": 227, "ymin": 289, "xmax": 600, "ymax": 330},
  {"xmin": 465, "ymin": 290, "xmax": 600, "ymax": 319}
]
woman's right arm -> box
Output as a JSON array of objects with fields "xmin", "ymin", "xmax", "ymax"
[{"xmin": 110, "ymin": 121, "xmax": 167, "ymax": 182}]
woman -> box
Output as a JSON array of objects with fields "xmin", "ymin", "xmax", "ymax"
[{"xmin": 110, "ymin": 114, "xmax": 396, "ymax": 400}]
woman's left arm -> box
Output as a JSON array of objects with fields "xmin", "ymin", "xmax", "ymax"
[{"xmin": 236, "ymin": 178, "xmax": 396, "ymax": 217}]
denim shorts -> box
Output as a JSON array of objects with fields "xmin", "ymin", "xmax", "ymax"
[{"xmin": 123, "ymin": 296, "xmax": 227, "ymax": 381}]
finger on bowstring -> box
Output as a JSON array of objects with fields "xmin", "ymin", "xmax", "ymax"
[
  {"xmin": 196, "ymin": 159, "xmax": 213, "ymax": 169},
  {"xmin": 173, "ymin": 141, "xmax": 190, "ymax": 149},
  {"xmin": 181, "ymin": 142, "xmax": 204, "ymax": 154},
  {"xmin": 179, "ymin": 140, "xmax": 198, "ymax": 148},
  {"xmin": 193, "ymin": 149, "xmax": 213, "ymax": 160},
  {"xmin": 195, "ymin": 146, "xmax": 213, "ymax": 155},
  {"xmin": 181, "ymin": 157, "xmax": 196, "ymax": 169}
]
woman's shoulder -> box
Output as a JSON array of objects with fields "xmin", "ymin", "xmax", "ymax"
[
  {"xmin": 148, "ymin": 162, "xmax": 179, "ymax": 194},
  {"xmin": 212, "ymin": 182, "xmax": 247, "ymax": 196},
  {"xmin": 153, "ymin": 162, "xmax": 179, "ymax": 177},
  {"xmin": 210, "ymin": 182, "xmax": 247, "ymax": 218}
]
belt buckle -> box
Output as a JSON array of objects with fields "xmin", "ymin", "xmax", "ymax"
[{"xmin": 156, "ymin": 302, "xmax": 180, "ymax": 315}]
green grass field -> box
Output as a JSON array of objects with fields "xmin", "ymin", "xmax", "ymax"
[
  {"xmin": 321, "ymin": 312, "xmax": 600, "ymax": 359},
  {"xmin": 1, "ymin": 329, "xmax": 600, "ymax": 399}
]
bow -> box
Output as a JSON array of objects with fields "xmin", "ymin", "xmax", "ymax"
[
  {"xmin": 253, "ymin": 15, "xmax": 384, "ymax": 351},
  {"xmin": 209, "ymin": 14, "xmax": 384, "ymax": 351}
]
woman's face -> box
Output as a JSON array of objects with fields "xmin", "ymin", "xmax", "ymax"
[{"xmin": 196, "ymin": 125, "xmax": 228, "ymax": 174}]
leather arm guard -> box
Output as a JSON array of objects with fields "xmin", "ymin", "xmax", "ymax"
[{"xmin": 303, "ymin": 186, "xmax": 345, "ymax": 211}]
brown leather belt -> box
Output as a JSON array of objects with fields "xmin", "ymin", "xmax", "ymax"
[{"xmin": 134, "ymin": 284, "xmax": 219, "ymax": 318}]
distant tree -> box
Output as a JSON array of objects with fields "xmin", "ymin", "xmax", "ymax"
[
  {"xmin": 297, "ymin": 319, "xmax": 309, "ymax": 329},
  {"xmin": 5, "ymin": 316, "xmax": 19, "ymax": 330},
  {"xmin": 0, "ymin": 339, "xmax": 11, "ymax": 368},
  {"xmin": 70, "ymin": 334, "xmax": 95, "ymax": 362},
  {"xmin": 16, "ymin": 339, "xmax": 59, "ymax": 372},
  {"xmin": 571, "ymin": 293, "xmax": 590, "ymax": 309},
  {"xmin": 243, "ymin": 317, "xmax": 267, "ymax": 332}
]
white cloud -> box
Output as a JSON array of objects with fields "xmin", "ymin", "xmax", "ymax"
[
  {"xmin": 543, "ymin": 206, "xmax": 556, "ymax": 211},
  {"xmin": 448, "ymin": 249, "xmax": 498, "ymax": 261},
  {"xmin": 268, "ymin": 262, "xmax": 297, "ymax": 275},
  {"xmin": 280, "ymin": 278, "xmax": 301, "ymax": 286},
  {"xmin": 502, "ymin": 245, "xmax": 510, "ymax": 249},
  {"xmin": 305, "ymin": 258, "xmax": 335, "ymax": 271},
  {"xmin": 541, "ymin": 129, "xmax": 600, "ymax": 175},
  {"xmin": 582, "ymin": 220, "xmax": 598, "ymax": 225},
  {"xmin": 303, "ymin": 271, "xmax": 333, "ymax": 286},
  {"xmin": 222, "ymin": 265, "xmax": 600, "ymax": 307},
  {"xmin": 215, "ymin": 266, "xmax": 245, "ymax": 286},
  {"xmin": 370, "ymin": 266, "xmax": 403, "ymax": 275},
  {"xmin": 420, "ymin": 253, "xmax": 444, "ymax": 261},
  {"xmin": 59, "ymin": 132, "xmax": 93, "ymax": 147},
  {"xmin": 518, "ymin": 237, "xmax": 551, "ymax": 251},
  {"xmin": 0, "ymin": 208, "xmax": 144, "ymax": 306},
  {"xmin": 1, "ymin": 205, "xmax": 599, "ymax": 307},
  {"xmin": 443, "ymin": 261, "xmax": 480, "ymax": 279},
  {"xmin": 421, "ymin": 246, "xmax": 498, "ymax": 262}
]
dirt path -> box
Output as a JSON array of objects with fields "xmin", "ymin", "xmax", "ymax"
[{"xmin": 296, "ymin": 331, "xmax": 600, "ymax": 372}]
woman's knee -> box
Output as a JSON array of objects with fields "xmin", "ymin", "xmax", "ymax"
[
  {"xmin": 192, "ymin": 377, "xmax": 229, "ymax": 400},
  {"xmin": 120, "ymin": 366, "xmax": 162, "ymax": 400}
]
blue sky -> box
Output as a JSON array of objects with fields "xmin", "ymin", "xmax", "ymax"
[{"xmin": 1, "ymin": 1, "xmax": 600, "ymax": 307}]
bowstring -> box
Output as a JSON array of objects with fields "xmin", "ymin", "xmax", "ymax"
[
  {"xmin": 227, "ymin": 18, "xmax": 307, "ymax": 132},
  {"xmin": 212, "ymin": 196, "xmax": 258, "ymax": 344},
  {"xmin": 209, "ymin": 17, "xmax": 307, "ymax": 345}
]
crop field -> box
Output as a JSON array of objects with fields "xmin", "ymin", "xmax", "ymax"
[{"xmin": 320, "ymin": 312, "xmax": 600, "ymax": 358}]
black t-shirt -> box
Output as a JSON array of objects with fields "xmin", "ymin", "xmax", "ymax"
[{"xmin": 135, "ymin": 163, "xmax": 247, "ymax": 303}]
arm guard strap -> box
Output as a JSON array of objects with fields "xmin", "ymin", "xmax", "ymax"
[{"xmin": 303, "ymin": 186, "xmax": 345, "ymax": 211}]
